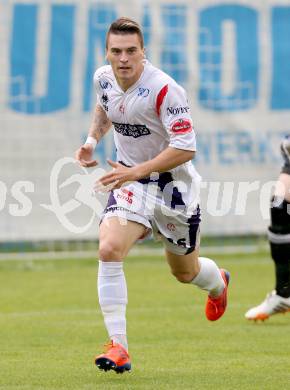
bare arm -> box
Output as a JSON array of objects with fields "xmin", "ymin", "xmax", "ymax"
[
  {"xmin": 75, "ymin": 104, "xmax": 112, "ymax": 167},
  {"xmin": 99, "ymin": 147, "xmax": 195, "ymax": 189},
  {"xmin": 88, "ymin": 104, "xmax": 112, "ymax": 143},
  {"xmin": 134, "ymin": 147, "xmax": 195, "ymax": 178}
]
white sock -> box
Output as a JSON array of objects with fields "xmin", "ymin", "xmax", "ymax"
[
  {"xmin": 191, "ymin": 257, "xmax": 225, "ymax": 297},
  {"xmin": 97, "ymin": 260, "xmax": 128, "ymax": 351}
]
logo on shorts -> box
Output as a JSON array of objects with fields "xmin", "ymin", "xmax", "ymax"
[
  {"xmin": 171, "ymin": 119, "xmax": 192, "ymax": 134},
  {"xmin": 167, "ymin": 223, "xmax": 176, "ymax": 231},
  {"xmin": 117, "ymin": 188, "xmax": 134, "ymax": 204}
]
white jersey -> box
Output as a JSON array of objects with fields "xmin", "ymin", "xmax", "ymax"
[{"xmin": 93, "ymin": 60, "xmax": 201, "ymax": 210}]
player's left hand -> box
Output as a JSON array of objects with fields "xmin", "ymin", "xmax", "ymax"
[{"xmin": 95, "ymin": 159, "xmax": 140, "ymax": 191}]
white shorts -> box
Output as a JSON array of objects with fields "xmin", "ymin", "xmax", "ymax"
[{"xmin": 101, "ymin": 175, "xmax": 201, "ymax": 255}]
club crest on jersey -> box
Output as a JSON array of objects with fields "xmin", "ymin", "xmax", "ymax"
[
  {"xmin": 116, "ymin": 188, "xmax": 134, "ymax": 204},
  {"xmin": 99, "ymin": 79, "xmax": 112, "ymax": 90},
  {"xmin": 138, "ymin": 87, "xmax": 150, "ymax": 97},
  {"xmin": 119, "ymin": 104, "xmax": 125, "ymax": 114},
  {"xmin": 171, "ymin": 119, "xmax": 192, "ymax": 134}
]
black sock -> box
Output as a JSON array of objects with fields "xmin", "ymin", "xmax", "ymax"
[{"xmin": 270, "ymin": 243, "xmax": 290, "ymax": 298}]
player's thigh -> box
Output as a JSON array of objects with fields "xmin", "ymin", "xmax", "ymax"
[
  {"xmin": 165, "ymin": 247, "xmax": 200, "ymax": 282},
  {"xmin": 99, "ymin": 217, "xmax": 147, "ymax": 260}
]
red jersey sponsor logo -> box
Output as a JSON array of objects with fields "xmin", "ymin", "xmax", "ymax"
[
  {"xmin": 171, "ymin": 118, "xmax": 192, "ymax": 134},
  {"xmin": 117, "ymin": 188, "xmax": 134, "ymax": 204}
]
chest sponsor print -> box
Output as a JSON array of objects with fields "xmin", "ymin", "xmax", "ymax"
[{"xmin": 112, "ymin": 122, "xmax": 151, "ymax": 138}]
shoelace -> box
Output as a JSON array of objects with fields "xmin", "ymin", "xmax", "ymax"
[{"xmin": 102, "ymin": 341, "xmax": 114, "ymax": 353}]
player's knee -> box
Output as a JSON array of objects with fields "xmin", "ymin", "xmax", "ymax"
[
  {"xmin": 268, "ymin": 198, "xmax": 290, "ymax": 260},
  {"xmin": 172, "ymin": 270, "xmax": 196, "ymax": 283},
  {"xmin": 99, "ymin": 240, "xmax": 124, "ymax": 261}
]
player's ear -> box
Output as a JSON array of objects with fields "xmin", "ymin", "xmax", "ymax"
[{"xmin": 143, "ymin": 47, "xmax": 146, "ymax": 59}]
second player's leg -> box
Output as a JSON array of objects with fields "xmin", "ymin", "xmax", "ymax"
[{"xmin": 245, "ymin": 137, "xmax": 290, "ymax": 321}]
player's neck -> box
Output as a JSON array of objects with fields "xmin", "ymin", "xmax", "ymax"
[{"xmin": 116, "ymin": 66, "xmax": 144, "ymax": 92}]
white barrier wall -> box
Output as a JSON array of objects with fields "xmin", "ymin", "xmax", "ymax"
[{"xmin": 1, "ymin": 0, "xmax": 290, "ymax": 241}]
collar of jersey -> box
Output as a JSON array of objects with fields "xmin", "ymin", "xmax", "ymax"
[{"xmin": 115, "ymin": 59, "xmax": 149, "ymax": 94}]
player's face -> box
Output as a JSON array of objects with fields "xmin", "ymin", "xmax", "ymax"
[{"xmin": 106, "ymin": 33, "xmax": 145, "ymax": 89}]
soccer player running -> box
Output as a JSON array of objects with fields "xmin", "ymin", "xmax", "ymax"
[
  {"xmin": 245, "ymin": 136, "xmax": 290, "ymax": 321},
  {"xmin": 75, "ymin": 17, "xmax": 230, "ymax": 374}
]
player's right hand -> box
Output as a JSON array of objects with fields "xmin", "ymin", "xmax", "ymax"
[{"xmin": 75, "ymin": 144, "xmax": 98, "ymax": 168}]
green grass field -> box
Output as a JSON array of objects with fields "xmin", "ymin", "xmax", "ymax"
[{"xmin": 0, "ymin": 248, "xmax": 289, "ymax": 390}]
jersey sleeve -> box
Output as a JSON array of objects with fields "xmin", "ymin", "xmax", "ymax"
[
  {"xmin": 156, "ymin": 82, "xmax": 196, "ymax": 151},
  {"xmin": 93, "ymin": 65, "xmax": 112, "ymax": 106},
  {"xmin": 93, "ymin": 68, "xmax": 103, "ymax": 105}
]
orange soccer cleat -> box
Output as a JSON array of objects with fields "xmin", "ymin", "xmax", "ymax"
[
  {"xmin": 95, "ymin": 341, "xmax": 131, "ymax": 374},
  {"xmin": 205, "ymin": 269, "xmax": 230, "ymax": 321}
]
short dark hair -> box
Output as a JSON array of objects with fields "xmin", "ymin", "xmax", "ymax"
[{"xmin": 106, "ymin": 17, "xmax": 144, "ymax": 48}]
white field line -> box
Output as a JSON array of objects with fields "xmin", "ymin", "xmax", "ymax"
[
  {"xmin": 0, "ymin": 244, "xmax": 268, "ymax": 261},
  {"xmin": 0, "ymin": 309, "xmax": 97, "ymax": 318},
  {"xmin": 0, "ymin": 303, "xmax": 247, "ymax": 319}
]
